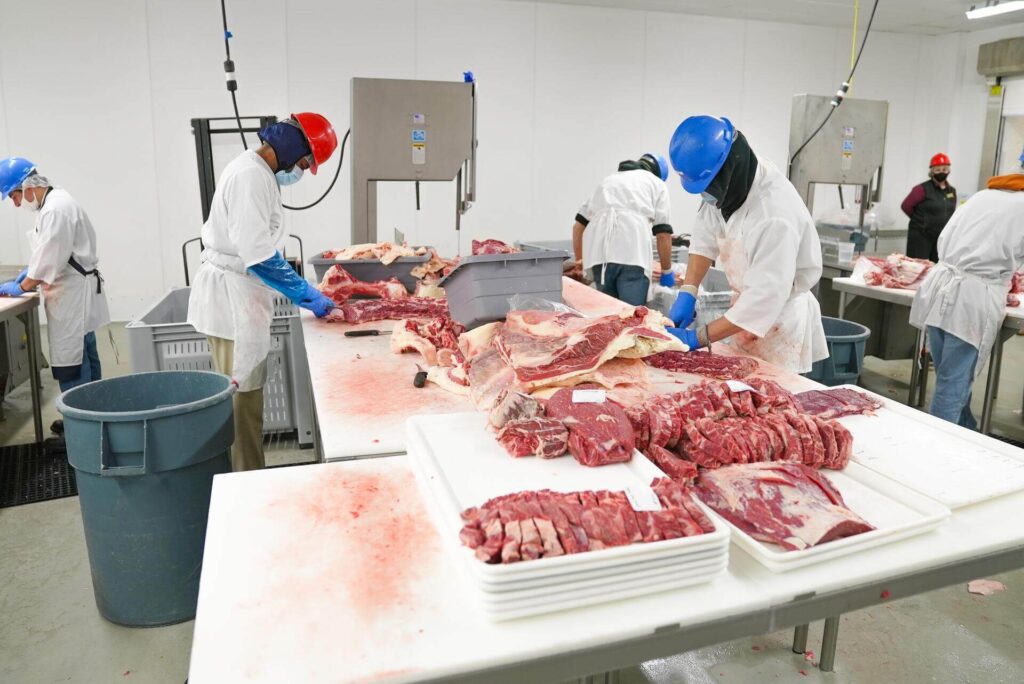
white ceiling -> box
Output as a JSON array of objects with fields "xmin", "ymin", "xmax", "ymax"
[{"xmin": 514, "ymin": 0, "xmax": 1024, "ymax": 35}]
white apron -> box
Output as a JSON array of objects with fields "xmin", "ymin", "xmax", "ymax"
[{"xmin": 583, "ymin": 206, "xmax": 653, "ymax": 285}]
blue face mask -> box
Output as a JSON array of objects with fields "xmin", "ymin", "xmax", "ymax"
[
  {"xmin": 276, "ymin": 166, "xmax": 304, "ymax": 186},
  {"xmin": 700, "ymin": 191, "xmax": 718, "ymax": 206}
]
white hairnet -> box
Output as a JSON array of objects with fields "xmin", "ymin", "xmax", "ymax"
[{"xmin": 20, "ymin": 173, "xmax": 50, "ymax": 189}]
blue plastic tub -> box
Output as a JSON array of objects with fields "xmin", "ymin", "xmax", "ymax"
[
  {"xmin": 57, "ymin": 371, "xmax": 234, "ymax": 626},
  {"xmin": 804, "ymin": 316, "xmax": 871, "ymax": 387}
]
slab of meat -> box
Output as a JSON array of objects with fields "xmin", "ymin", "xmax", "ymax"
[
  {"xmin": 795, "ymin": 388, "xmax": 883, "ymax": 419},
  {"xmin": 644, "ymin": 350, "xmax": 759, "ymax": 379},
  {"xmin": 414, "ymin": 277, "xmax": 445, "ymax": 298},
  {"xmin": 497, "ymin": 307, "xmax": 682, "ymax": 390},
  {"xmin": 319, "ymin": 264, "xmax": 409, "ymax": 304},
  {"xmin": 459, "ymin": 479, "xmax": 712, "ymax": 563},
  {"xmin": 489, "ymin": 389, "xmax": 544, "ymax": 429},
  {"xmin": 321, "ymin": 241, "xmax": 424, "ymax": 264},
  {"xmin": 644, "ymin": 445, "xmax": 698, "ymax": 485},
  {"xmin": 496, "ymin": 418, "xmax": 569, "ymax": 459},
  {"xmin": 536, "ymin": 357, "xmax": 649, "ymax": 390},
  {"xmin": 471, "ymin": 238, "xmax": 518, "ymax": 255},
  {"xmin": 696, "ymin": 462, "xmax": 873, "ymax": 551},
  {"xmin": 545, "ymin": 386, "xmax": 635, "ymax": 467},
  {"xmin": 330, "ymin": 297, "xmax": 449, "ymax": 324},
  {"xmin": 1008, "ymin": 272, "xmax": 1023, "ymax": 307},
  {"xmin": 390, "ymin": 316, "xmax": 465, "ymax": 366},
  {"xmin": 855, "ymin": 254, "xmax": 932, "ymax": 290}
]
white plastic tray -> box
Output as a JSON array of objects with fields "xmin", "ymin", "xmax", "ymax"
[
  {"xmin": 705, "ymin": 461, "xmax": 950, "ymax": 572},
  {"xmin": 833, "ymin": 384, "xmax": 1024, "ymax": 508}
]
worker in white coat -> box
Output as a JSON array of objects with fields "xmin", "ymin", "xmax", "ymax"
[
  {"xmin": 663, "ymin": 116, "xmax": 827, "ymax": 373},
  {"xmin": 0, "ymin": 158, "xmax": 109, "ymax": 443},
  {"xmin": 187, "ymin": 113, "xmax": 337, "ymax": 472},
  {"xmin": 572, "ymin": 153, "xmax": 675, "ymax": 306},
  {"xmin": 909, "ymin": 148, "xmax": 1024, "ymax": 429}
]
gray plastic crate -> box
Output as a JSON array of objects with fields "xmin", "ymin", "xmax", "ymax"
[
  {"xmin": 125, "ymin": 288, "xmax": 315, "ymax": 446},
  {"xmin": 438, "ymin": 251, "xmax": 570, "ymax": 329},
  {"xmin": 309, "ymin": 249, "xmax": 432, "ymax": 291}
]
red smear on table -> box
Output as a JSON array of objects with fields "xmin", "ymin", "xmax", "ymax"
[
  {"xmin": 751, "ymin": 645, "xmax": 761, "ymax": 651},
  {"xmin": 880, "ymin": 590, "xmax": 891, "ymax": 599},
  {"xmin": 349, "ymin": 668, "xmax": 416, "ymax": 684},
  {"xmin": 122, "ymin": 672, "xmax": 130, "ymax": 677},
  {"xmin": 804, "ymin": 650, "xmax": 815, "ymax": 661},
  {"xmin": 799, "ymin": 670, "xmax": 808, "ymax": 676},
  {"xmin": 319, "ymin": 356, "xmax": 467, "ymax": 419}
]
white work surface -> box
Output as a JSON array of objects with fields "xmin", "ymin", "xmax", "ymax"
[
  {"xmin": 188, "ymin": 455, "xmax": 1024, "ymax": 684},
  {"xmin": 301, "ymin": 279, "xmax": 817, "ymax": 460},
  {"xmin": 0, "ymin": 292, "xmax": 40, "ymax": 319}
]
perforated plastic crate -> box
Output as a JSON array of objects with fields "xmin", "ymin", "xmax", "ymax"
[{"xmin": 125, "ymin": 288, "xmax": 314, "ymax": 445}]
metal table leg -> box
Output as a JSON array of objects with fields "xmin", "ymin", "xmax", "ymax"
[
  {"xmin": 20, "ymin": 308, "xmax": 44, "ymax": 445},
  {"xmin": 819, "ymin": 615, "xmax": 841, "ymax": 672},
  {"xmin": 792, "ymin": 624, "xmax": 809, "ymax": 654},
  {"xmin": 837, "ymin": 291, "xmax": 847, "ymax": 320},
  {"xmin": 908, "ymin": 327, "xmax": 924, "ymax": 407},
  {"xmin": 980, "ymin": 327, "xmax": 1010, "ymax": 434},
  {"xmin": 917, "ymin": 350, "xmax": 930, "ymax": 408}
]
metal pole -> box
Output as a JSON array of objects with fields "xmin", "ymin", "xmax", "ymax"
[
  {"xmin": 980, "ymin": 328, "xmax": 1008, "ymax": 434},
  {"xmin": 819, "ymin": 616, "xmax": 841, "ymax": 672},
  {"xmin": 908, "ymin": 327, "xmax": 924, "ymax": 407},
  {"xmin": 918, "ymin": 349, "xmax": 930, "ymax": 408},
  {"xmin": 837, "ymin": 291, "xmax": 847, "ymax": 319},
  {"xmin": 21, "ymin": 306, "xmax": 44, "ymax": 446},
  {"xmin": 792, "ymin": 624, "xmax": 809, "ymax": 654}
]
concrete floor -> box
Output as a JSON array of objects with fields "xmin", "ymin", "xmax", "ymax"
[{"xmin": 1, "ymin": 326, "xmax": 1022, "ymax": 683}]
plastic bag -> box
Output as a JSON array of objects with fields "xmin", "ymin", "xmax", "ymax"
[{"xmin": 506, "ymin": 293, "xmax": 583, "ymax": 316}]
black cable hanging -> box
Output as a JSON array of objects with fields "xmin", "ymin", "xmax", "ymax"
[{"xmin": 788, "ymin": 0, "xmax": 881, "ymax": 179}]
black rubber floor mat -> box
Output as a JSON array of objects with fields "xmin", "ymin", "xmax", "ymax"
[{"xmin": 0, "ymin": 443, "xmax": 78, "ymax": 508}]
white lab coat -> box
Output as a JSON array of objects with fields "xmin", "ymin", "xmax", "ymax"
[
  {"xmin": 187, "ymin": 150, "xmax": 284, "ymax": 391},
  {"xmin": 689, "ymin": 161, "xmax": 827, "ymax": 373},
  {"xmin": 909, "ymin": 187, "xmax": 1024, "ymax": 377},
  {"xmin": 578, "ymin": 169, "xmax": 671, "ymax": 281},
  {"xmin": 27, "ymin": 188, "xmax": 110, "ymax": 369}
]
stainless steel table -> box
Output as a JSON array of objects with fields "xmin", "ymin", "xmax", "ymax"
[{"xmin": 0, "ymin": 293, "xmax": 44, "ymax": 445}]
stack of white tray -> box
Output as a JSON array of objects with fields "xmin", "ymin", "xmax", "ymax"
[{"xmin": 406, "ymin": 412, "xmax": 730, "ymax": 620}]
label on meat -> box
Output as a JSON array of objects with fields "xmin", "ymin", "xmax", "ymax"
[
  {"xmin": 572, "ymin": 389, "xmax": 607, "ymax": 404},
  {"xmin": 624, "ymin": 485, "xmax": 662, "ymax": 511},
  {"xmin": 725, "ymin": 380, "xmax": 758, "ymax": 393}
]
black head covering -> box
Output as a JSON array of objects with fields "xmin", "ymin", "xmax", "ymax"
[
  {"xmin": 618, "ymin": 157, "xmax": 662, "ymax": 179},
  {"xmin": 704, "ymin": 130, "xmax": 758, "ymax": 221}
]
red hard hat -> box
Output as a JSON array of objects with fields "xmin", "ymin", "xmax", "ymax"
[
  {"xmin": 292, "ymin": 112, "xmax": 337, "ymax": 175},
  {"xmin": 929, "ymin": 153, "xmax": 950, "ymax": 167}
]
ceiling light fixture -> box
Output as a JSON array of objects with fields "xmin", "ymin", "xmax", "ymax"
[{"xmin": 966, "ymin": 0, "xmax": 1024, "ymax": 19}]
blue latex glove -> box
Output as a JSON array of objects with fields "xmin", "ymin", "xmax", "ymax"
[
  {"xmin": 0, "ymin": 280, "xmax": 25, "ymax": 297},
  {"xmin": 668, "ymin": 290, "xmax": 697, "ymax": 327},
  {"xmin": 658, "ymin": 272, "xmax": 675, "ymax": 287},
  {"xmin": 299, "ymin": 288, "xmax": 335, "ymax": 318},
  {"xmin": 665, "ymin": 326, "xmax": 703, "ymax": 350},
  {"xmin": 247, "ymin": 252, "xmax": 310, "ymax": 304},
  {"xmin": 15, "ymin": 268, "xmax": 28, "ymax": 284}
]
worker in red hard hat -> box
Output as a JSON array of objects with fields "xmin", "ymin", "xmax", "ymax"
[
  {"xmin": 187, "ymin": 113, "xmax": 338, "ymax": 472},
  {"xmin": 900, "ymin": 153, "xmax": 956, "ymax": 262}
]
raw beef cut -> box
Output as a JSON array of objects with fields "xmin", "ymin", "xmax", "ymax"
[
  {"xmin": 330, "ymin": 297, "xmax": 449, "ymax": 324},
  {"xmin": 321, "ymin": 241, "xmax": 423, "ymax": 264},
  {"xmin": 414, "ymin": 278, "xmax": 445, "ymax": 299},
  {"xmin": 854, "ymin": 254, "xmax": 932, "ymax": 290},
  {"xmin": 644, "ymin": 350, "xmax": 759, "ymax": 379},
  {"xmin": 459, "ymin": 479, "xmax": 712, "ymax": 563},
  {"xmin": 534, "ymin": 357, "xmax": 649, "ymax": 391},
  {"xmin": 390, "ymin": 316, "xmax": 465, "ymax": 366},
  {"xmin": 409, "ymin": 248, "xmax": 455, "ymax": 279},
  {"xmin": 795, "ymin": 388, "xmax": 883, "ymax": 419},
  {"xmin": 644, "ymin": 445, "xmax": 698, "ymax": 485},
  {"xmin": 471, "ymin": 239, "xmax": 518, "ymax": 255},
  {"xmin": 497, "ymin": 307, "xmax": 682, "ymax": 390},
  {"xmin": 488, "ymin": 389, "xmax": 544, "ymax": 429},
  {"xmin": 496, "ymin": 418, "xmax": 569, "ymax": 458},
  {"xmin": 1008, "ymin": 271, "xmax": 1023, "ymax": 307},
  {"xmin": 319, "ymin": 264, "xmax": 409, "ymax": 304},
  {"xmin": 695, "ymin": 462, "xmax": 874, "ymax": 551},
  {"xmin": 545, "ymin": 386, "xmax": 635, "ymax": 467}
]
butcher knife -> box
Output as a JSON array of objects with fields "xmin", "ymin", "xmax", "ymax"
[{"xmin": 344, "ymin": 329, "xmax": 391, "ymax": 337}]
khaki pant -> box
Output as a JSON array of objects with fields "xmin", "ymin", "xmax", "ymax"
[{"xmin": 207, "ymin": 336, "xmax": 265, "ymax": 472}]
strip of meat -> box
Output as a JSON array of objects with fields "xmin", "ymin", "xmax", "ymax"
[
  {"xmin": 643, "ymin": 445, "xmax": 699, "ymax": 484},
  {"xmin": 794, "ymin": 388, "xmax": 884, "ymax": 419},
  {"xmin": 488, "ymin": 389, "xmax": 544, "ymax": 428},
  {"xmin": 330, "ymin": 297, "xmax": 449, "ymax": 323},
  {"xmin": 495, "ymin": 418, "xmax": 569, "ymax": 459},
  {"xmin": 319, "ymin": 264, "xmax": 410, "ymax": 304},
  {"xmin": 471, "ymin": 238, "xmax": 518, "ymax": 255},
  {"xmin": 390, "ymin": 316, "xmax": 464, "ymax": 366},
  {"xmin": 644, "ymin": 350, "xmax": 759, "ymax": 379}
]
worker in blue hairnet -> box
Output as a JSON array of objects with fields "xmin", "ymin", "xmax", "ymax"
[
  {"xmin": 572, "ymin": 153, "xmax": 674, "ymax": 306},
  {"xmin": 910, "ymin": 148, "xmax": 1024, "ymax": 429},
  {"xmin": 664, "ymin": 116, "xmax": 827, "ymax": 373},
  {"xmin": 187, "ymin": 113, "xmax": 337, "ymax": 471}
]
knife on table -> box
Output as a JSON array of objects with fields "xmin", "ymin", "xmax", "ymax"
[{"xmin": 344, "ymin": 329, "xmax": 392, "ymax": 337}]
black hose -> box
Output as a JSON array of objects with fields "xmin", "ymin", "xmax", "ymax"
[
  {"xmin": 284, "ymin": 129, "xmax": 350, "ymax": 211},
  {"xmin": 220, "ymin": 0, "xmax": 248, "ymax": 150}
]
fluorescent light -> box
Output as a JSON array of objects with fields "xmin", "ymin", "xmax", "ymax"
[{"xmin": 967, "ymin": 1, "xmax": 1024, "ymax": 19}]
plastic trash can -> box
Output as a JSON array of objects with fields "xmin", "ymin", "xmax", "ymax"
[
  {"xmin": 57, "ymin": 371, "xmax": 235, "ymax": 626},
  {"xmin": 804, "ymin": 316, "xmax": 871, "ymax": 387}
]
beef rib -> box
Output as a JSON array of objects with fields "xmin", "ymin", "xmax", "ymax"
[
  {"xmin": 644, "ymin": 350, "xmax": 759, "ymax": 379},
  {"xmin": 545, "ymin": 386, "xmax": 635, "ymax": 467}
]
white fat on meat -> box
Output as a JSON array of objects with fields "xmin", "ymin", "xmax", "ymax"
[
  {"xmin": 458, "ymin": 322, "xmax": 501, "ymax": 360},
  {"xmin": 390, "ymin": 320, "xmax": 439, "ymax": 365},
  {"xmin": 426, "ymin": 366, "xmax": 471, "ymax": 395}
]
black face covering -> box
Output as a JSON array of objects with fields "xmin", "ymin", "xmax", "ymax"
[
  {"xmin": 617, "ymin": 160, "xmax": 643, "ymax": 172},
  {"xmin": 932, "ymin": 172, "xmax": 949, "ymax": 183},
  {"xmin": 703, "ymin": 131, "xmax": 758, "ymax": 222}
]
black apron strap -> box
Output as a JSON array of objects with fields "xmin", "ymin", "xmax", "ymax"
[{"xmin": 68, "ymin": 255, "xmax": 103, "ymax": 294}]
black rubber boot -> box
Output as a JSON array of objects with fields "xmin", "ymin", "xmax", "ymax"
[{"xmin": 50, "ymin": 419, "xmax": 64, "ymax": 435}]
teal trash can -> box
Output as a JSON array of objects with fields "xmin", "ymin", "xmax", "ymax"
[
  {"xmin": 804, "ymin": 316, "xmax": 872, "ymax": 387},
  {"xmin": 57, "ymin": 371, "xmax": 234, "ymax": 627}
]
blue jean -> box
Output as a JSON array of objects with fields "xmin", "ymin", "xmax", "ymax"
[
  {"xmin": 592, "ymin": 263, "xmax": 650, "ymax": 307},
  {"xmin": 56, "ymin": 332, "xmax": 102, "ymax": 393},
  {"xmin": 926, "ymin": 326, "xmax": 978, "ymax": 430}
]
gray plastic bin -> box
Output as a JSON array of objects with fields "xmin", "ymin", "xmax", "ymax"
[
  {"xmin": 804, "ymin": 316, "xmax": 872, "ymax": 386},
  {"xmin": 57, "ymin": 371, "xmax": 234, "ymax": 626},
  {"xmin": 309, "ymin": 249, "xmax": 432, "ymax": 291},
  {"xmin": 438, "ymin": 250, "xmax": 570, "ymax": 329}
]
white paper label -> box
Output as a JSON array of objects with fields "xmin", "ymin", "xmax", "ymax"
[
  {"xmin": 572, "ymin": 389, "xmax": 606, "ymax": 403},
  {"xmin": 624, "ymin": 485, "xmax": 662, "ymax": 512},
  {"xmin": 725, "ymin": 380, "xmax": 757, "ymax": 393}
]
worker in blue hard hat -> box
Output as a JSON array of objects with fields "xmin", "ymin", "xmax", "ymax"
[
  {"xmin": 0, "ymin": 157, "xmax": 110, "ymax": 447},
  {"xmin": 664, "ymin": 116, "xmax": 827, "ymax": 373},
  {"xmin": 571, "ymin": 153, "xmax": 674, "ymax": 306},
  {"xmin": 186, "ymin": 114, "xmax": 338, "ymax": 471}
]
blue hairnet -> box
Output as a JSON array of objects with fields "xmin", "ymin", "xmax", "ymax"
[{"xmin": 258, "ymin": 120, "xmax": 311, "ymax": 170}]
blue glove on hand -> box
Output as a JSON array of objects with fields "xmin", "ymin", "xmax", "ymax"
[
  {"xmin": 669, "ymin": 290, "xmax": 697, "ymax": 328},
  {"xmin": 247, "ymin": 252, "xmax": 310, "ymax": 304},
  {"xmin": 15, "ymin": 268, "xmax": 28, "ymax": 284},
  {"xmin": 665, "ymin": 326, "xmax": 703, "ymax": 350},
  {"xmin": 0, "ymin": 280, "xmax": 25, "ymax": 297},
  {"xmin": 299, "ymin": 286, "xmax": 335, "ymax": 318},
  {"xmin": 658, "ymin": 272, "xmax": 676, "ymax": 287}
]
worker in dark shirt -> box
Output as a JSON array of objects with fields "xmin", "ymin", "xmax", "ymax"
[{"xmin": 900, "ymin": 153, "xmax": 957, "ymax": 262}]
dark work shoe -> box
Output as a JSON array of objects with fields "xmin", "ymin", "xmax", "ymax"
[
  {"xmin": 50, "ymin": 419, "xmax": 64, "ymax": 435},
  {"xmin": 43, "ymin": 435, "xmax": 66, "ymax": 454}
]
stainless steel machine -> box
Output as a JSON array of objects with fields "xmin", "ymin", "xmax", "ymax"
[{"xmin": 350, "ymin": 77, "xmax": 477, "ymax": 245}]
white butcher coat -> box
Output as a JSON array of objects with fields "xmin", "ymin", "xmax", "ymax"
[
  {"xmin": 689, "ymin": 161, "xmax": 828, "ymax": 373},
  {"xmin": 909, "ymin": 187, "xmax": 1024, "ymax": 376},
  {"xmin": 187, "ymin": 150, "xmax": 284, "ymax": 391}
]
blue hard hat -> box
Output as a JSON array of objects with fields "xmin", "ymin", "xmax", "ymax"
[
  {"xmin": 0, "ymin": 157, "xmax": 36, "ymax": 200},
  {"xmin": 641, "ymin": 152, "xmax": 670, "ymax": 181},
  {"xmin": 668, "ymin": 116, "xmax": 735, "ymax": 194}
]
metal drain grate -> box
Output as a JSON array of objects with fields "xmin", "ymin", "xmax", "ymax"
[
  {"xmin": 990, "ymin": 433, "xmax": 1024, "ymax": 450},
  {"xmin": 263, "ymin": 430, "xmax": 299, "ymax": 451},
  {"xmin": 0, "ymin": 443, "xmax": 78, "ymax": 508}
]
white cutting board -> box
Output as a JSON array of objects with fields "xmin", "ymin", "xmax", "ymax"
[{"xmin": 835, "ymin": 384, "xmax": 1024, "ymax": 508}]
